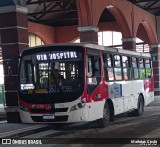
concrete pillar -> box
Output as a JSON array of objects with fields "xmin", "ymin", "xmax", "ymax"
[
  {"xmin": 0, "ymin": 5, "xmax": 29, "ymax": 122},
  {"xmin": 157, "ymin": 16, "xmax": 160, "ymax": 44},
  {"xmin": 150, "ymin": 45, "xmax": 160, "ymax": 96},
  {"xmin": 122, "ymin": 37, "xmax": 136, "ymax": 51},
  {"xmin": 153, "ymin": 16, "xmax": 160, "ymax": 96},
  {"xmin": 78, "ymin": 26, "xmax": 99, "ymax": 44}
]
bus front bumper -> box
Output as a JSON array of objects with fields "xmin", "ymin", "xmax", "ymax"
[{"xmin": 19, "ymin": 106, "xmax": 90, "ymax": 123}]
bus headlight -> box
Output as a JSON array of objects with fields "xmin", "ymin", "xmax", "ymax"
[
  {"xmin": 70, "ymin": 98, "xmax": 86, "ymax": 111},
  {"xmin": 19, "ymin": 105, "xmax": 29, "ymax": 112}
]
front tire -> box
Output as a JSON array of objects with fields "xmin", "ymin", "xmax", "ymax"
[{"xmin": 97, "ymin": 102, "xmax": 110, "ymax": 128}]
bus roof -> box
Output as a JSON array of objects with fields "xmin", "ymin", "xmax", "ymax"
[{"xmin": 23, "ymin": 43, "xmax": 150, "ymax": 58}]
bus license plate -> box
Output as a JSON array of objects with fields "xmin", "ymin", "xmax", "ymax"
[{"xmin": 43, "ymin": 114, "xmax": 55, "ymax": 119}]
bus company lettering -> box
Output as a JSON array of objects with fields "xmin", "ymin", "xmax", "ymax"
[
  {"xmin": 36, "ymin": 51, "xmax": 78, "ymax": 61},
  {"xmin": 31, "ymin": 104, "xmax": 51, "ymax": 109}
]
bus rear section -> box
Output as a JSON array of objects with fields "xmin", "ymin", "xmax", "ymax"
[
  {"xmin": 18, "ymin": 43, "xmax": 154, "ymax": 127},
  {"xmin": 102, "ymin": 52, "xmax": 154, "ymax": 118}
]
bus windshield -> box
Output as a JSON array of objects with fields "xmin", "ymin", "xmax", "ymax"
[{"xmin": 19, "ymin": 50, "xmax": 84, "ymax": 95}]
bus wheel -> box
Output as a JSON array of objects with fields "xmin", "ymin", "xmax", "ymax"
[
  {"xmin": 97, "ymin": 102, "xmax": 110, "ymax": 128},
  {"xmin": 134, "ymin": 95, "xmax": 144, "ymax": 116}
]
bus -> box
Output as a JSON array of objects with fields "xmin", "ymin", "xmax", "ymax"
[{"xmin": 18, "ymin": 43, "xmax": 154, "ymax": 128}]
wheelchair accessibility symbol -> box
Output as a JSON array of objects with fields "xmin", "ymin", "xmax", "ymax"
[{"xmin": 49, "ymin": 85, "xmax": 57, "ymax": 93}]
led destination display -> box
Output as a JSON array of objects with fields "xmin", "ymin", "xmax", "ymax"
[{"xmin": 36, "ymin": 51, "xmax": 79, "ymax": 61}]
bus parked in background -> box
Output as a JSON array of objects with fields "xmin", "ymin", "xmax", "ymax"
[{"xmin": 18, "ymin": 43, "xmax": 154, "ymax": 128}]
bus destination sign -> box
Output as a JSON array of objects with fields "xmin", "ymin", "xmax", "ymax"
[{"xmin": 36, "ymin": 51, "xmax": 78, "ymax": 61}]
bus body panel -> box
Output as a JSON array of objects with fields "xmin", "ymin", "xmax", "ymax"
[
  {"xmin": 144, "ymin": 76, "xmax": 154, "ymax": 106},
  {"xmin": 121, "ymin": 81, "xmax": 133, "ymax": 97},
  {"xmin": 108, "ymin": 80, "xmax": 135, "ymax": 115},
  {"xmin": 112, "ymin": 98, "xmax": 124, "ymax": 115},
  {"xmin": 87, "ymin": 100, "xmax": 105, "ymax": 121},
  {"xmin": 144, "ymin": 92, "xmax": 154, "ymax": 106},
  {"xmin": 108, "ymin": 79, "xmax": 154, "ymax": 116}
]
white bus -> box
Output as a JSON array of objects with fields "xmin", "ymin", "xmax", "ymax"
[{"xmin": 18, "ymin": 43, "xmax": 154, "ymax": 128}]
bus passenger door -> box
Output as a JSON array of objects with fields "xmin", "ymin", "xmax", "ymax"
[
  {"xmin": 86, "ymin": 55, "xmax": 101, "ymax": 95},
  {"xmin": 86, "ymin": 50, "xmax": 107, "ymax": 121}
]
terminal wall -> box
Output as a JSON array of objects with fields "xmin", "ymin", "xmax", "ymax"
[
  {"xmin": 28, "ymin": 22, "xmax": 56, "ymax": 44},
  {"xmin": 76, "ymin": 0, "xmax": 157, "ymax": 44},
  {"xmin": 55, "ymin": 25, "xmax": 79, "ymax": 43},
  {"xmin": 28, "ymin": 22, "xmax": 121, "ymax": 43}
]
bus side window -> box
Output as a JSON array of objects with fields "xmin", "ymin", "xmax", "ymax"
[
  {"xmin": 139, "ymin": 58, "xmax": 145, "ymax": 79},
  {"xmin": 114, "ymin": 55, "xmax": 122, "ymax": 80},
  {"xmin": 103, "ymin": 54, "xmax": 114, "ymax": 81},
  {"xmin": 145, "ymin": 59, "xmax": 152, "ymax": 78},
  {"xmin": 87, "ymin": 55, "xmax": 101, "ymax": 94},
  {"xmin": 132, "ymin": 57, "xmax": 139, "ymax": 79},
  {"xmin": 122, "ymin": 56, "xmax": 131, "ymax": 80}
]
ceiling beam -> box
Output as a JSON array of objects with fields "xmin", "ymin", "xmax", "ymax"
[
  {"xmin": 144, "ymin": 1, "xmax": 159, "ymax": 8},
  {"xmin": 38, "ymin": 17, "xmax": 78, "ymax": 23},
  {"xmin": 28, "ymin": 9, "xmax": 77, "ymax": 16},
  {"xmin": 26, "ymin": 0, "xmax": 71, "ymax": 5},
  {"xmin": 27, "ymin": 0, "xmax": 53, "ymax": 5},
  {"xmin": 65, "ymin": 0, "xmax": 74, "ymax": 9},
  {"xmin": 28, "ymin": 0, "xmax": 76, "ymax": 20},
  {"xmin": 37, "ymin": 1, "xmax": 62, "ymax": 20},
  {"xmin": 144, "ymin": 7, "xmax": 160, "ymax": 11}
]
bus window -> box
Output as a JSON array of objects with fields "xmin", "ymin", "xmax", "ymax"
[
  {"xmin": 132, "ymin": 57, "xmax": 139, "ymax": 79},
  {"xmin": 145, "ymin": 59, "xmax": 151, "ymax": 68},
  {"xmin": 20, "ymin": 61, "xmax": 34, "ymax": 84},
  {"xmin": 49, "ymin": 62, "xmax": 64, "ymax": 86},
  {"xmin": 20, "ymin": 51, "xmax": 84, "ymax": 94},
  {"xmin": 145, "ymin": 59, "xmax": 152, "ymax": 78},
  {"xmin": 39, "ymin": 63, "xmax": 49, "ymax": 89},
  {"xmin": 122, "ymin": 56, "xmax": 131, "ymax": 80},
  {"xmin": 114, "ymin": 55, "xmax": 122, "ymax": 80},
  {"xmin": 87, "ymin": 55, "xmax": 101, "ymax": 94},
  {"xmin": 139, "ymin": 58, "xmax": 145, "ymax": 79},
  {"xmin": 103, "ymin": 54, "xmax": 114, "ymax": 81}
]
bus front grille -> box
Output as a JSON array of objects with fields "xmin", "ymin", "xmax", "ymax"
[{"xmin": 31, "ymin": 115, "xmax": 68, "ymax": 122}]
